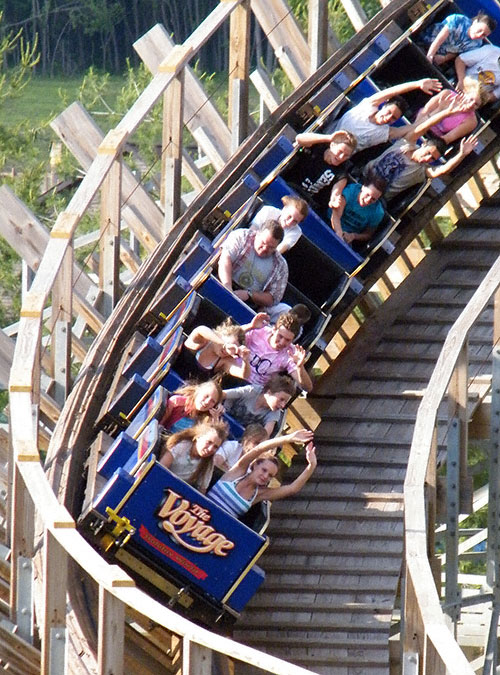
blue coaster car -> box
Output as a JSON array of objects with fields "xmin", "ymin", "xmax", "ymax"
[{"xmin": 79, "ymin": 457, "xmax": 267, "ymax": 623}]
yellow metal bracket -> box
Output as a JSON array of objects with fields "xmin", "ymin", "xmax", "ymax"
[{"xmin": 105, "ymin": 507, "xmax": 136, "ymax": 547}]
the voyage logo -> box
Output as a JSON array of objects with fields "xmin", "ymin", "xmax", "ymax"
[{"xmin": 157, "ymin": 489, "xmax": 235, "ymax": 556}]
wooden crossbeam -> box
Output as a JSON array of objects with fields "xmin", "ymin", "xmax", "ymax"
[
  {"xmin": 251, "ymin": 0, "xmax": 310, "ymax": 84},
  {"xmin": 134, "ymin": 24, "xmax": 232, "ymax": 164},
  {"xmin": 50, "ymin": 103, "xmax": 163, "ymax": 252}
]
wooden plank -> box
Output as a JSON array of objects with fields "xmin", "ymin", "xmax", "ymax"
[
  {"xmin": 0, "ymin": 619, "xmax": 40, "ymax": 673},
  {"xmin": 162, "ymin": 65, "xmax": 185, "ymax": 231},
  {"xmin": 0, "ymin": 186, "xmax": 105, "ymax": 336},
  {"xmin": 134, "ymin": 23, "xmax": 232, "ymax": 163},
  {"xmin": 42, "ymin": 530, "xmax": 67, "ymax": 675},
  {"xmin": 50, "ymin": 103, "xmax": 162, "ymax": 251},
  {"xmin": 10, "ymin": 463, "xmax": 35, "ymax": 628},
  {"xmin": 341, "ymin": 0, "xmax": 368, "ymax": 31},
  {"xmin": 251, "ymin": 0, "xmax": 310, "ymax": 84},
  {"xmin": 192, "ymin": 126, "xmax": 227, "ymax": 171},
  {"xmin": 308, "ymin": 0, "xmax": 329, "ymax": 73},
  {"xmin": 448, "ymin": 343, "xmax": 472, "ymax": 512},
  {"xmin": 178, "ymin": 150, "xmax": 207, "ymax": 192},
  {"xmin": 183, "ymin": 638, "xmax": 212, "ymax": 675},
  {"xmin": 99, "ymin": 158, "xmax": 122, "ymax": 316},
  {"xmin": 51, "ymin": 246, "xmax": 73, "ymax": 405},
  {"xmin": 98, "ymin": 587, "xmax": 125, "ymax": 675},
  {"xmin": 0, "ymin": 185, "xmax": 93, "ymax": 300},
  {"xmin": 228, "ymin": 0, "xmax": 251, "ymax": 144},
  {"xmin": 276, "ymin": 45, "xmax": 305, "ymax": 89},
  {"xmin": 250, "ymin": 67, "xmax": 281, "ymax": 113}
]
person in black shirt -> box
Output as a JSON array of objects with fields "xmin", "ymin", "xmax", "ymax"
[{"xmin": 283, "ymin": 130, "xmax": 357, "ymax": 218}]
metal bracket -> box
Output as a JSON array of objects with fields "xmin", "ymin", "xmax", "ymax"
[
  {"xmin": 445, "ymin": 417, "xmax": 461, "ymax": 625},
  {"xmin": 402, "ymin": 651, "xmax": 418, "ymax": 675},
  {"xmin": 16, "ymin": 555, "xmax": 33, "ymax": 643},
  {"xmin": 49, "ymin": 627, "xmax": 66, "ymax": 675},
  {"xmin": 105, "ymin": 507, "xmax": 136, "ymax": 547}
]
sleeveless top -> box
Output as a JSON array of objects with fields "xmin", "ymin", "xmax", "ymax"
[
  {"xmin": 207, "ymin": 477, "xmax": 259, "ymax": 518},
  {"xmin": 174, "ymin": 345, "xmax": 223, "ymax": 382},
  {"xmin": 430, "ymin": 108, "xmax": 475, "ymax": 136},
  {"xmin": 195, "ymin": 347, "xmax": 222, "ymax": 372}
]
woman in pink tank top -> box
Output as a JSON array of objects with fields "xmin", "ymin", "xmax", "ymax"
[{"xmin": 414, "ymin": 77, "xmax": 487, "ymax": 144}]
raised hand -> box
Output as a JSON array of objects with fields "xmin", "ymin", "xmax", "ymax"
[
  {"xmin": 460, "ymin": 135, "xmax": 478, "ymax": 156},
  {"xmin": 448, "ymin": 92, "xmax": 475, "ymax": 114},
  {"xmin": 238, "ymin": 345, "xmax": 250, "ymax": 361},
  {"xmin": 290, "ymin": 344, "xmax": 306, "ymax": 368},
  {"xmin": 223, "ymin": 342, "xmax": 239, "ymax": 357},
  {"xmin": 289, "ymin": 428, "xmax": 314, "ymax": 444},
  {"xmin": 208, "ymin": 404, "xmax": 225, "ymax": 420},
  {"xmin": 329, "ymin": 192, "xmax": 343, "ymax": 209},
  {"xmin": 305, "ymin": 442, "xmax": 317, "ymax": 469},
  {"xmin": 420, "ymin": 78, "xmax": 442, "ymax": 95},
  {"xmin": 250, "ymin": 312, "xmax": 270, "ymax": 330}
]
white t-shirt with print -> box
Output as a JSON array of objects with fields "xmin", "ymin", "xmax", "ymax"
[{"xmin": 460, "ymin": 44, "xmax": 500, "ymax": 100}]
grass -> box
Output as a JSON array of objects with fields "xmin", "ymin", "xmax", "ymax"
[{"xmin": 0, "ymin": 74, "xmax": 125, "ymax": 129}]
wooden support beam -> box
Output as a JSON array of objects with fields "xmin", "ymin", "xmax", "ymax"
[
  {"xmin": 10, "ymin": 463, "xmax": 34, "ymax": 639},
  {"xmin": 448, "ymin": 342, "xmax": 471, "ymax": 512},
  {"xmin": 446, "ymin": 195, "xmax": 465, "ymax": 223},
  {"xmin": 250, "ymin": 67, "xmax": 282, "ymax": 114},
  {"xmin": 230, "ymin": 79, "xmax": 247, "ymax": 153},
  {"xmin": 228, "ymin": 0, "xmax": 251, "ymax": 146},
  {"xmin": 487, "ymin": 289, "xmax": 500, "ymax": 589},
  {"xmin": 42, "ymin": 529, "xmax": 67, "ymax": 675},
  {"xmin": 180, "ymin": 150, "xmax": 207, "ymax": 192},
  {"xmin": 250, "ymin": 0, "xmax": 310, "ymax": 84},
  {"xmin": 468, "ymin": 173, "xmax": 489, "ymax": 204},
  {"xmin": 423, "ymin": 219, "xmax": 445, "ymax": 246},
  {"xmin": 308, "ymin": 0, "xmax": 329, "ymax": 74},
  {"xmin": 0, "ymin": 186, "xmax": 104, "ymax": 339},
  {"xmin": 341, "ymin": 0, "xmax": 368, "ymax": 31},
  {"xmin": 192, "ymin": 127, "xmax": 227, "ymax": 172},
  {"xmin": 99, "ymin": 159, "xmax": 122, "ymax": 316},
  {"xmin": 426, "ymin": 429, "xmax": 440, "ymax": 592},
  {"xmin": 51, "ymin": 245, "xmax": 73, "ymax": 406},
  {"xmin": 50, "ymin": 103, "xmax": 162, "ymax": 251},
  {"xmin": 158, "ymin": 44, "xmax": 193, "ymax": 75},
  {"xmin": 276, "ymin": 45, "xmax": 306, "ymax": 88},
  {"xmin": 162, "ymin": 57, "xmax": 185, "ymax": 232},
  {"xmin": 134, "ymin": 24, "xmax": 231, "ymax": 163},
  {"xmin": 98, "ymin": 586, "xmax": 125, "ymax": 675},
  {"xmin": 183, "ymin": 638, "xmax": 212, "ymax": 674}
]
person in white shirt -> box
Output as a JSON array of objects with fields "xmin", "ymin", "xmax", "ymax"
[
  {"xmin": 250, "ymin": 195, "xmax": 309, "ymax": 254},
  {"xmin": 455, "ymin": 44, "xmax": 500, "ymax": 102},
  {"xmin": 325, "ymin": 78, "xmax": 442, "ymax": 152},
  {"xmin": 214, "ymin": 423, "xmax": 268, "ymax": 472}
]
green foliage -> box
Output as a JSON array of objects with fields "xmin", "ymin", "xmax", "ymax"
[
  {"xmin": 456, "ymin": 443, "xmax": 488, "ymax": 574},
  {"xmin": 0, "ymin": 389, "xmax": 8, "ymax": 420},
  {"xmin": 287, "ymin": 0, "xmax": 383, "ymax": 44},
  {"xmin": 69, "ymin": 1, "xmax": 125, "ymax": 36},
  {"xmin": 0, "ymin": 12, "xmax": 39, "ymax": 103},
  {"xmin": 0, "ymin": 236, "xmax": 22, "ymax": 326}
]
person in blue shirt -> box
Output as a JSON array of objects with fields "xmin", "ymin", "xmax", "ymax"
[
  {"xmin": 329, "ymin": 174, "xmax": 386, "ymax": 247},
  {"xmin": 422, "ymin": 12, "xmax": 496, "ymax": 65}
]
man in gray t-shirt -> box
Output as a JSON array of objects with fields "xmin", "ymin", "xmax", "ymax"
[{"xmin": 365, "ymin": 97, "xmax": 477, "ymax": 199}]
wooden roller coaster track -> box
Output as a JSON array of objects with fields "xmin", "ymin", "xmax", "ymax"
[{"xmin": 3, "ymin": 0, "xmax": 500, "ymax": 673}]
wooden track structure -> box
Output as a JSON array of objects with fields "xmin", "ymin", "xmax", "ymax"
[
  {"xmin": 4, "ymin": 0, "xmax": 500, "ymax": 673},
  {"xmin": 232, "ymin": 193, "xmax": 500, "ymax": 673}
]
